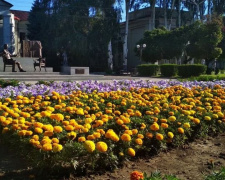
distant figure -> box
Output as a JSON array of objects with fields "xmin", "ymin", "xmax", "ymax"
[
  {"xmin": 1, "ymin": 44, "xmax": 26, "ymax": 72},
  {"xmin": 62, "ymin": 49, "xmax": 68, "ymax": 66}
]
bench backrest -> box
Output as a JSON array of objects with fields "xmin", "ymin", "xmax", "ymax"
[{"xmin": 2, "ymin": 56, "xmax": 13, "ymax": 65}]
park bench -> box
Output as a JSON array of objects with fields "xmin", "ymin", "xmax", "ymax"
[
  {"xmin": 33, "ymin": 57, "xmax": 46, "ymax": 71},
  {"xmin": 2, "ymin": 56, "xmax": 14, "ymax": 72}
]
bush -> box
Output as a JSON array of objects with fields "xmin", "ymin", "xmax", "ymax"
[
  {"xmin": 177, "ymin": 64, "xmax": 207, "ymax": 78},
  {"xmin": 137, "ymin": 64, "xmax": 159, "ymax": 77},
  {"xmin": 183, "ymin": 74, "xmax": 225, "ymax": 81},
  {"xmin": 0, "ymin": 79, "xmax": 20, "ymax": 88},
  {"xmin": 160, "ymin": 64, "xmax": 178, "ymax": 77}
]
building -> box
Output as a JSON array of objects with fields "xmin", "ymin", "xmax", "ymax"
[
  {"xmin": 120, "ymin": 7, "xmax": 192, "ymax": 69},
  {"xmin": 0, "ymin": 0, "xmax": 29, "ymax": 55}
]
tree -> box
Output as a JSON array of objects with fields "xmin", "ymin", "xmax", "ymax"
[
  {"xmin": 28, "ymin": 0, "xmax": 121, "ymax": 71},
  {"xmin": 186, "ymin": 16, "xmax": 223, "ymax": 73}
]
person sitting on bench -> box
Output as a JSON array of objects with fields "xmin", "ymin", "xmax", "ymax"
[{"xmin": 2, "ymin": 44, "xmax": 26, "ymax": 72}]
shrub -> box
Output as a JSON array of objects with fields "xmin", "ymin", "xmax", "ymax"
[
  {"xmin": 160, "ymin": 64, "xmax": 178, "ymax": 77},
  {"xmin": 0, "ymin": 79, "xmax": 20, "ymax": 88},
  {"xmin": 137, "ymin": 64, "xmax": 159, "ymax": 77},
  {"xmin": 177, "ymin": 64, "xmax": 206, "ymax": 78},
  {"xmin": 183, "ymin": 74, "xmax": 225, "ymax": 81}
]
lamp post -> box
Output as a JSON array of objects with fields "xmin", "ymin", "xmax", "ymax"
[{"xmin": 136, "ymin": 44, "xmax": 146, "ymax": 62}]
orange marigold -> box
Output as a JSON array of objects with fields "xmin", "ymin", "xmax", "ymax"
[{"xmin": 130, "ymin": 170, "xmax": 144, "ymax": 180}]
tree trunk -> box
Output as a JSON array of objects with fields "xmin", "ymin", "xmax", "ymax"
[
  {"xmin": 151, "ymin": 0, "xmax": 156, "ymax": 30},
  {"xmin": 208, "ymin": 0, "xmax": 211, "ymax": 21},
  {"xmin": 123, "ymin": 0, "xmax": 130, "ymax": 71},
  {"xmin": 178, "ymin": 0, "xmax": 181, "ymax": 27},
  {"xmin": 108, "ymin": 40, "xmax": 113, "ymax": 70},
  {"xmin": 163, "ymin": 0, "xmax": 167, "ymax": 29},
  {"xmin": 168, "ymin": 0, "xmax": 175, "ymax": 30}
]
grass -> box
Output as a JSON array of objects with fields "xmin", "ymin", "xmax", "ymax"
[{"xmin": 205, "ymin": 167, "xmax": 225, "ymax": 180}]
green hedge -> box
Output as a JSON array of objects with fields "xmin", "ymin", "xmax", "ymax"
[
  {"xmin": 178, "ymin": 64, "xmax": 207, "ymax": 78},
  {"xmin": 160, "ymin": 64, "xmax": 178, "ymax": 77},
  {"xmin": 137, "ymin": 64, "xmax": 159, "ymax": 76}
]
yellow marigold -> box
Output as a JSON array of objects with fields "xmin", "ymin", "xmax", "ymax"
[
  {"xmin": 217, "ymin": 112, "xmax": 224, "ymax": 118},
  {"xmin": 137, "ymin": 134, "xmax": 144, "ymax": 139},
  {"xmin": 178, "ymin": 127, "xmax": 184, "ymax": 134},
  {"xmin": 32, "ymin": 135, "xmax": 39, "ymax": 141},
  {"xmin": 41, "ymin": 138, "xmax": 52, "ymax": 144},
  {"xmin": 87, "ymin": 134, "xmax": 95, "ymax": 140},
  {"xmin": 42, "ymin": 143, "xmax": 52, "ymax": 151},
  {"xmin": 85, "ymin": 118, "xmax": 93, "ymax": 124},
  {"xmin": 156, "ymin": 133, "xmax": 164, "ymax": 141},
  {"xmin": 135, "ymin": 138, "xmax": 143, "ymax": 145},
  {"xmin": 212, "ymin": 114, "xmax": 219, "ymax": 119},
  {"xmin": 53, "ymin": 144, "xmax": 63, "ymax": 152},
  {"xmin": 44, "ymin": 131, "xmax": 54, "ymax": 137},
  {"xmin": 168, "ymin": 116, "xmax": 176, "ymax": 122},
  {"xmin": 121, "ymin": 134, "xmax": 131, "ymax": 142},
  {"xmin": 0, "ymin": 116, "xmax": 6, "ymax": 123},
  {"xmin": 114, "ymin": 110, "xmax": 121, "ymax": 115},
  {"xmin": 54, "ymin": 113, "xmax": 64, "ymax": 121},
  {"xmin": 62, "ymin": 121, "xmax": 70, "ymax": 126},
  {"xmin": 18, "ymin": 130, "xmax": 27, "ymax": 136},
  {"xmin": 65, "ymin": 125, "xmax": 74, "ymax": 131},
  {"xmin": 146, "ymin": 132, "xmax": 153, "ymax": 139},
  {"xmin": 116, "ymin": 119, "xmax": 124, "ymax": 125},
  {"xmin": 167, "ymin": 132, "xmax": 174, "ymax": 139},
  {"xmin": 2, "ymin": 127, "xmax": 9, "ymax": 134},
  {"xmin": 93, "ymin": 132, "xmax": 101, "ymax": 138},
  {"xmin": 26, "ymin": 131, "xmax": 33, "ymax": 136},
  {"xmin": 130, "ymin": 170, "xmax": 144, "ymax": 180},
  {"xmin": 105, "ymin": 129, "xmax": 119, "ymax": 142},
  {"xmin": 34, "ymin": 127, "xmax": 43, "ymax": 134},
  {"xmin": 124, "ymin": 130, "xmax": 133, "ymax": 135},
  {"xmin": 161, "ymin": 123, "xmax": 168, "ymax": 129},
  {"xmin": 150, "ymin": 122, "xmax": 160, "ymax": 131},
  {"xmin": 84, "ymin": 140, "xmax": 95, "ymax": 153},
  {"xmin": 52, "ymin": 138, "xmax": 59, "ymax": 144},
  {"xmin": 41, "ymin": 111, "xmax": 51, "ymax": 117},
  {"xmin": 96, "ymin": 141, "xmax": 108, "ymax": 152},
  {"xmin": 183, "ymin": 122, "xmax": 190, "ymax": 128},
  {"xmin": 193, "ymin": 118, "xmax": 200, "ymax": 124},
  {"xmin": 76, "ymin": 108, "xmax": 84, "ymax": 115},
  {"xmin": 34, "ymin": 122, "xmax": 43, "ymax": 128},
  {"xmin": 204, "ymin": 116, "xmax": 211, "ymax": 121},
  {"xmin": 43, "ymin": 124, "xmax": 54, "ymax": 132},
  {"xmin": 127, "ymin": 148, "xmax": 135, "ymax": 157},
  {"xmin": 33, "ymin": 140, "xmax": 40, "ymax": 146},
  {"xmin": 140, "ymin": 123, "xmax": 146, "ymax": 130},
  {"xmin": 67, "ymin": 131, "xmax": 77, "ymax": 139},
  {"xmin": 145, "ymin": 111, "xmax": 152, "ymax": 115},
  {"xmin": 135, "ymin": 111, "xmax": 142, "ymax": 117},
  {"xmin": 54, "ymin": 126, "xmax": 63, "ymax": 133},
  {"xmin": 78, "ymin": 136, "xmax": 86, "ymax": 142},
  {"xmin": 105, "ymin": 109, "xmax": 112, "ymax": 114},
  {"xmin": 132, "ymin": 129, "xmax": 138, "ymax": 135},
  {"xmin": 160, "ymin": 119, "xmax": 167, "ymax": 123}
]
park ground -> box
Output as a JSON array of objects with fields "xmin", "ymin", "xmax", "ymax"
[{"xmin": 0, "ymin": 133, "xmax": 225, "ymax": 180}]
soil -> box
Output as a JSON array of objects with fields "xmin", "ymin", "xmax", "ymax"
[{"xmin": 1, "ymin": 133, "xmax": 225, "ymax": 180}]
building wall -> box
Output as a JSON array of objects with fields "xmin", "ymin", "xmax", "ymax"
[{"xmin": 121, "ymin": 7, "xmax": 191, "ymax": 69}]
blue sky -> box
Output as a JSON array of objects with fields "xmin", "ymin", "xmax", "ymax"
[
  {"xmin": 6, "ymin": 0, "xmax": 130, "ymax": 21},
  {"xmin": 6, "ymin": 0, "xmax": 34, "ymax": 11}
]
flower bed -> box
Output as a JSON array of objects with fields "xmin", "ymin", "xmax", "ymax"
[{"xmin": 0, "ymin": 80, "xmax": 225, "ymax": 174}]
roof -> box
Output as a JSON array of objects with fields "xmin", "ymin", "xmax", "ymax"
[
  {"xmin": 10, "ymin": 10, "xmax": 29, "ymax": 21},
  {"xmin": 1, "ymin": 0, "xmax": 13, "ymax": 7}
]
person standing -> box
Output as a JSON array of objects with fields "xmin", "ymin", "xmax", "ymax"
[{"xmin": 2, "ymin": 44, "xmax": 26, "ymax": 72}]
